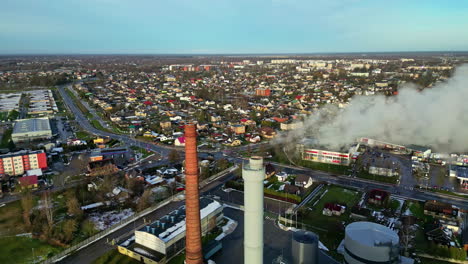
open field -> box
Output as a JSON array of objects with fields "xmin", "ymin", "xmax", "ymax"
[
  {"xmin": 297, "ymin": 185, "xmax": 362, "ymax": 256},
  {"xmin": 0, "ymin": 236, "xmax": 60, "ymax": 264},
  {"xmin": 0, "ymin": 200, "xmax": 27, "ymax": 236}
]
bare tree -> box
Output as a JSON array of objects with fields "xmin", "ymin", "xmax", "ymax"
[
  {"xmin": 42, "ymin": 191, "xmax": 54, "ymax": 230},
  {"xmin": 137, "ymin": 189, "xmax": 153, "ymax": 212},
  {"xmin": 66, "ymin": 195, "xmax": 83, "ymax": 218},
  {"xmin": 168, "ymin": 149, "xmax": 180, "ymax": 164},
  {"xmin": 20, "ymin": 190, "xmax": 33, "ymax": 229}
]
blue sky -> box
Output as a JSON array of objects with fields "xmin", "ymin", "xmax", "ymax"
[{"xmin": 1, "ymin": 0, "xmax": 467, "ymax": 54}]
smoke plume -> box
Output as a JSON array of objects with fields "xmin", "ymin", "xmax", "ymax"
[{"xmin": 282, "ymin": 64, "xmax": 468, "ymax": 153}]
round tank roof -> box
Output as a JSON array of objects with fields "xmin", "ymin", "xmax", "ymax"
[
  {"xmin": 346, "ymin": 221, "xmax": 398, "ymax": 247},
  {"xmin": 293, "ymin": 230, "xmax": 319, "ymax": 244}
]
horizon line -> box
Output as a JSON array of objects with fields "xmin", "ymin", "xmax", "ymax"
[{"xmin": 1, "ymin": 50, "xmax": 468, "ymax": 57}]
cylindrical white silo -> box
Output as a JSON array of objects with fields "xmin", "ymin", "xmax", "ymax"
[
  {"xmin": 243, "ymin": 156, "xmax": 265, "ymax": 264},
  {"xmin": 344, "ymin": 221, "xmax": 400, "ymax": 264}
]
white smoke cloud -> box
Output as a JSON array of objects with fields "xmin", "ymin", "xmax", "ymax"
[{"xmin": 282, "ymin": 64, "xmax": 468, "ymax": 153}]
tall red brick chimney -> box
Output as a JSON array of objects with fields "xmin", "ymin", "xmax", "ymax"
[{"xmin": 184, "ymin": 124, "xmax": 203, "ymax": 264}]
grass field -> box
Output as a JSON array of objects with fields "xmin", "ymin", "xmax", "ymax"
[
  {"xmin": 0, "ymin": 200, "xmax": 27, "ymax": 236},
  {"xmin": 299, "ymin": 160, "xmax": 349, "ymax": 175},
  {"xmin": 0, "ymin": 236, "xmax": 60, "ymax": 264},
  {"xmin": 92, "ymin": 249, "xmax": 140, "ymax": 264},
  {"xmin": 299, "ymin": 185, "xmax": 362, "ymax": 253},
  {"xmin": 75, "ymin": 130, "xmax": 93, "ymax": 140}
]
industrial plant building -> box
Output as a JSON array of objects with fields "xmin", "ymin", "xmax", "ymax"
[
  {"xmin": 11, "ymin": 117, "xmax": 52, "ymax": 143},
  {"xmin": 340, "ymin": 222, "xmax": 414, "ymax": 264},
  {"xmin": 0, "ymin": 150, "xmax": 47, "ymax": 176},
  {"xmin": 117, "ymin": 198, "xmax": 223, "ymax": 263},
  {"xmin": 298, "ymin": 143, "xmax": 359, "ymax": 166}
]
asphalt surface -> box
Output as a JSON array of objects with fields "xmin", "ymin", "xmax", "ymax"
[
  {"xmin": 58, "ymin": 83, "xmax": 181, "ymax": 158},
  {"xmin": 59, "ymin": 166, "xmax": 238, "ymax": 264}
]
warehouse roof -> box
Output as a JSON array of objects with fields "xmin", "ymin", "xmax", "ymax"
[
  {"xmin": 138, "ymin": 198, "xmax": 222, "ymax": 242},
  {"xmin": 12, "ymin": 118, "xmax": 51, "ymax": 134}
]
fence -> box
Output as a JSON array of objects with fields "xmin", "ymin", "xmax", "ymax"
[{"xmin": 42, "ymin": 165, "xmax": 237, "ymax": 263}]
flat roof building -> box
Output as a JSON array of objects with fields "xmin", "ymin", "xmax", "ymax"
[
  {"xmin": 11, "ymin": 118, "xmax": 52, "ymax": 143},
  {"xmin": 118, "ymin": 198, "xmax": 223, "ymax": 263},
  {"xmin": 27, "ymin": 90, "xmax": 58, "ymax": 116},
  {"xmin": 0, "ymin": 93, "xmax": 22, "ymax": 112}
]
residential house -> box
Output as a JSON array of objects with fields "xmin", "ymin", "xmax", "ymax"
[
  {"xmin": 322, "ymin": 203, "xmax": 346, "ymax": 216},
  {"xmin": 18, "ymin": 175, "xmax": 38, "ymax": 189},
  {"xmin": 295, "ymin": 174, "xmax": 313, "ymax": 188},
  {"xmin": 367, "ymin": 189, "xmax": 390, "ymax": 206}
]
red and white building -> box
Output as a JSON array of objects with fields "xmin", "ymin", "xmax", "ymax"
[
  {"xmin": 0, "ymin": 150, "xmax": 47, "ymax": 176},
  {"xmin": 298, "ymin": 144, "xmax": 359, "ymax": 166}
]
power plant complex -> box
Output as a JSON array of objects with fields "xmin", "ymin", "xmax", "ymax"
[{"xmin": 117, "ymin": 124, "xmax": 219, "ymax": 264}]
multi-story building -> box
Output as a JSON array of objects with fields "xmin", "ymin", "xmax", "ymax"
[
  {"xmin": 0, "ymin": 150, "xmax": 47, "ymax": 176},
  {"xmin": 255, "ymin": 88, "xmax": 271, "ymax": 96}
]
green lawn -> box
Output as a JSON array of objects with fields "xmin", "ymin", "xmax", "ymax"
[
  {"xmin": 92, "ymin": 249, "xmax": 140, "ymax": 264},
  {"xmin": 299, "ymin": 160, "xmax": 349, "ymax": 175},
  {"xmin": 65, "ymin": 88, "xmax": 90, "ymax": 116},
  {"xmin": 0, "ymin": 237, "xmax": 61, "ymax": 264},
  {"xmin": 299, "ymin": 185, "xmax": 361, "ymax": 252},
  {"xmin": 407, "ymin": 201, "xmax": 426, "ymax": 219},
  {"xmin": 75, "ymin": 130, "xmax": 93, "ymax": 140},
  {"xmin": 0, "ymin": 200, "xmax": 27, "ymax": 236}
]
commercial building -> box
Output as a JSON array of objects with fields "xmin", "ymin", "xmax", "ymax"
[
  {"xmin": 449, "ymin": 165, "xmax": 468, "ymax": 189},
  {"xmin": 118, "ymin": 198, "xmax": 223, "ymax": 264},
  {"xmin": 342, "ymin": 222, "xmax": 413, "ymax": 264},
  {"xmin": 255, "ymin": 88, "xmax": 271, "ymax": 96},
  {"xmin": 11, "ymin": 118, "xmax": 52, "ymax": 143},
  {"xmin": 27, "ymin": 90, "xmax": 58, "ymax": 116},
  {"xmin": 298, "ymin": 143, "xmax": 359, "ymax": 166},
  {"xmin": 0, "ymin": 150, "xmax": 47, "ymax": 176}
]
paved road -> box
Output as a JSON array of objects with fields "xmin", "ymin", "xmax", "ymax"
[
  {"xmin": 267, "ymin": 161, "xmax": 468, "ymax": 209},
  {"xmin": 58, "ymin": 84, "xmax": 183, "ymax": 157},
  {"xmin": 59, "ymin": 166, "xmax": 238, "ymax": 264}
]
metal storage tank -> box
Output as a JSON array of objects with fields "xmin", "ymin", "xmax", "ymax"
[
  {"xmin": 292, "ymin": 230, "xmax": 319, "ymax": 264},
  {"xmin": 344, "ymin": 222, "xmax": 400, "ymax": 264}
]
